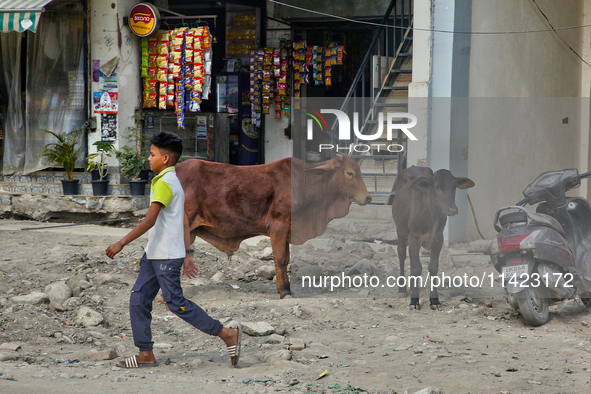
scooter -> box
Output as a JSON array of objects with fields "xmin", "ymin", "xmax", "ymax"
[{"xmin": 490, "ymin": 169, "xmax": 591, "ymax": 326}]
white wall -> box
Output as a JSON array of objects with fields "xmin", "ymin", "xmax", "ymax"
[
  {"xmin": 466, "ymin": 0, "xmax": 588, "ymax": 240},
  {"xmin": 88, "ymin": 0, "xmax": 141, "ymax": 164}
]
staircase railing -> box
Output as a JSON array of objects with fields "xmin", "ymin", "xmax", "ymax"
[{"xmin": 328, "ymin": 0, "xmax": 413, "ymax": 152}]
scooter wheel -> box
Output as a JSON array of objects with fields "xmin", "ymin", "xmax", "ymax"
[{"xmin": 516, "ymin": 286, "xmax": 549, "ymax": 326}]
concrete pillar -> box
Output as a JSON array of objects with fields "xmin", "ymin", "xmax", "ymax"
[
  {"xmin": 89, "ymin": 0, "xmax": 142, "ymax": 165},
  {"xmin": 428, "ymin": 0, "xmax": 472, "ymax": 243}
]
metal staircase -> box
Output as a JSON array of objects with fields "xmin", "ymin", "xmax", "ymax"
[{"xmin": 331, "ymin": 0, "xmax": 413, "ymax": 205}]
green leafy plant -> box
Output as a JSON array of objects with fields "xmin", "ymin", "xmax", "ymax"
[
  {"xmin": 86, "ymin": 141, "xmax": 114, "ymax": 181},
  {"xmin": 124, "ymin": 113, "xmax": 146, "ymax": 155},
  {"xmin": 39, "ymin": 129, "xmax": 83, "ymax": 181},
  {"xmin": 115, "ymin": 146, "xmax": 145, "ymax": 181}
]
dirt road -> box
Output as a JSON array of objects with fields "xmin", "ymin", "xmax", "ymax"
[{"xmin": 0, "ymin": 215, "xmax": 589, "ymax": 394}]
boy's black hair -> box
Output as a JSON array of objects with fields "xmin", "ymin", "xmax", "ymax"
[{"xmin": 150, "ymin": 132, "xmax": 183, "ymax": 163}]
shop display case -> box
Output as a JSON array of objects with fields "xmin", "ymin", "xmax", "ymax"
[{"xmin": 215, "ymin": 72, "xmax": 259, "ymax": 165}]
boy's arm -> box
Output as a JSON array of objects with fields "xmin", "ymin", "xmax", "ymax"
[
  {"xmin": 105, "ymin": 202, "xmax": 163, "ymax": 259},
  {"xmin": 182, "ymin": 212, "xmax": 199, "ymax": 279}
]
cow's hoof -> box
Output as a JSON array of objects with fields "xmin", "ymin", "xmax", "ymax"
[
  {"xmin": 430, "ymin": 298, "xmax": 442, "ymax": 310},
  {"xmin": 409, "ymin": 298, "xmax": 420, "ymax": 310}
]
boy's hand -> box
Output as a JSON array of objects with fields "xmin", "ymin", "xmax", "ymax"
[
  {"xmin": 106, "ymin": 241, "xmax": 124, "ymax": 259},
  {"xmin": 183, "ymin": 255, "xmax": 199, "ymax": 279}
]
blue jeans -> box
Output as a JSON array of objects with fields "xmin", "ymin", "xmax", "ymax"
[{"xmin": 129, "ymin": 254, "xmax": 223, "ymax": 351}]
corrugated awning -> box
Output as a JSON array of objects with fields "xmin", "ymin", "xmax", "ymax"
[{"xmin": 0, "ymin": 0, "xmax": 53, "ymax": 33}]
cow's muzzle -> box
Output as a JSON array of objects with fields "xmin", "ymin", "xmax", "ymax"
[
  {"xmin": 356, "ymin": 194, "xmax": 372, "ymax": 205},
  {"xmin": 446, "ymin": 207, "xmax": 458, "ymax": 216}
]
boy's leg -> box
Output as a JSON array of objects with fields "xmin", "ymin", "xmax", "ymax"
[
  {"xmin": 154, "ymin": 258, "xmax": 223, "ymax": 335},
  {"xmin": 129, "ymin": 254, "xmax": 161, "ymax": 356}
]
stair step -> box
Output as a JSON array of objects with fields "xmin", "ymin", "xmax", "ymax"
[
  {"xmin": 366, "ymin": 119, "xmax": 410, "ymax": 124},
  {"xmin": 374, "ymin": 102, "xmax": 408, "ymax": 107},
  {"xmin": 383, "ymin": 86, "xmax": 409, "ymax": 91},
  {"xmin": 353, "ymin": 138, "xmax": 407, "ymax": 143},
  {"xmin": 351, "ymin": 155, "xmax": 402, "ymax": 159},
  {"xmin": 398, "ymin": 53, "xmax": 412, "ymax": 57},
  {"xmin": 392, "ymin": 69, "xmax": 412, "ymax": 73}
]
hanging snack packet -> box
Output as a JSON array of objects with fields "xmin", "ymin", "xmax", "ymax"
[
  {"xmin": 184, "ymin": 72, "xmax": 192, "ymax": 90},
  {"xmin": 159, "ymin": 82, "xmax": 167, "ymax": 96},
  {"xmin": 194, "ymin": 35, "xmax": 202, "ymax": 50},
  {"xmin": 148, "ymin": 67, "xmax": 157, "ymax": 78},
  {"xmin": 166, "ymin": 93, "xmax": 174, "ymax": 107},
  {"xmin": 193, "ymin": 64, "xmax": 204, "ymax": 78},
  {"xmin": 193, "ymin": 77, "xmax": 203, "ymax": 92},
  {"xmin": 148, "ymin": 37, "xmax": 158, "ymax": 53},
  {"xmin": 147, "ymin": 93, "xmax": 157, "ymax": 108},
  {"xmin": 185, "ymin": 29, "xmax": 194, "ymax": 48},
  {"xmin": 148, "ymin": 53, "xmax": 157, "ymax": 67},
  {"xmin": 202, "ymin": 29, "xmax": 211, "ymax": 50},
  {"xmin": 194, "ymin": 49, "xmax": 204, "ymax": 65},
  {"xmin": 144, "ymin": 79, "xmax": 157, "ymax": 94},
  {"xmin": 337, "ymin": 46, "xmax": 346, "ymax": 65},
  {"xmin": 158, "ymin": 40, "xmax": 169, "ymax": 55},
  {"xmin": 158, "ymin": 95, "xmax": 166, "ymax": 110}
]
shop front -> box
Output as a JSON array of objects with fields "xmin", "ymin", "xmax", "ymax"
[
  {"xmin": 0, "ymin": 0, "xmax": 87, "ymax": 175},
  {"xmin": 130, "ymin": 1, "xmax": 265, "ymax": 165}
]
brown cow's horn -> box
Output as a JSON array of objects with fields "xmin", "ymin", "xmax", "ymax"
[{"xmin": 335, "ymin": 153, "xmax": 344, "ymax": 162}]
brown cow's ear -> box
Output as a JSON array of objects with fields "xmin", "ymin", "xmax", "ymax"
[
  {"xmin": 412, "ymin": 177, "xmax": 433, "ymax": 190},
  {"xmin": 456, "ymin": 177, "xmax": 475, "ymax": 189},
  {"xmin": 304, "ymin": 160, "xmax": 337, "ymax": 173}
]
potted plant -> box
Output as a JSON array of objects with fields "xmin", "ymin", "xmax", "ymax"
[
  {"xmin": 39, "ymin": 129, "xmax": 83, "ymax": 195},
  {"xmin": 115, "ymin": 146, "xmax": 147, "ymax": 195},
  {"xmin": 124, "ymin": 113, "xmax": 150, "ymax": 182},
  {"xmin": 86, "ymin": 141, "xmax": 114, "ymax": 196}
]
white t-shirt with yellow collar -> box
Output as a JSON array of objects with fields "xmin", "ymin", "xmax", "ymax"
[{"xmin": 145, "ymin": 166, "xmax": 186, "ymax": 260}]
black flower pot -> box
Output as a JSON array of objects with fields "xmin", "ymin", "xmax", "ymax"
[
  {"xmin": 91, "ymin": 169, "xmax": 100, "ymax": 181},
  {"xmin": 139, "ymin": 169, "xmax": 151, "ymax": 182},
  {"xmin": 91, "ymin": 169, "xmax": 109, "ymax": 182},
  {"xmin": 129, "ymin": 180, "xmax": 147, "ymax": 196},
  {"xmin": 61, "ymin": 179, "xmax": 79, "ymax": 195},
  {"xmin": 91, "ymin": 180, "xmax": 109, "ymax": 196}
]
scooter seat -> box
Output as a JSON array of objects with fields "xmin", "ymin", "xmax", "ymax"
[{"xmin": 527, "ymin": 211, "xmax": 565, "ymax": 237}]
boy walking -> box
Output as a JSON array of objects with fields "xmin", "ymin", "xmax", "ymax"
[{"xmin": 106, "ymin": 132, "xmax": 241, "ymax": 368}]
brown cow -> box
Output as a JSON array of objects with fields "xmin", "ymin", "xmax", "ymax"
[
  {"xmin": 392, "ymin": 166, "xmax": 474, "ymax": 310},
  {"xmin": 176, "ymin": 154, "xmax": 371, "ymax": 298}
]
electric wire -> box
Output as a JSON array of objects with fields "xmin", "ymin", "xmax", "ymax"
[
  {"xmin": 530, "ymin": 0, "xmax": 591, "ymax": 67},
  {"xmin": 268, "ymin": 0, "xmax": 591, "ymax": 35}
]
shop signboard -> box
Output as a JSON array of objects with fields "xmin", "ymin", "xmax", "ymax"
[{"xmin": 128, "ymin": 3, "xmax": 160, "ymax": 37}]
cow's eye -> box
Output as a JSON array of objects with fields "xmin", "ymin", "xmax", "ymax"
[{"xmin": 346, "ymin": 171, "xmax": 354, "ymax": 177}]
